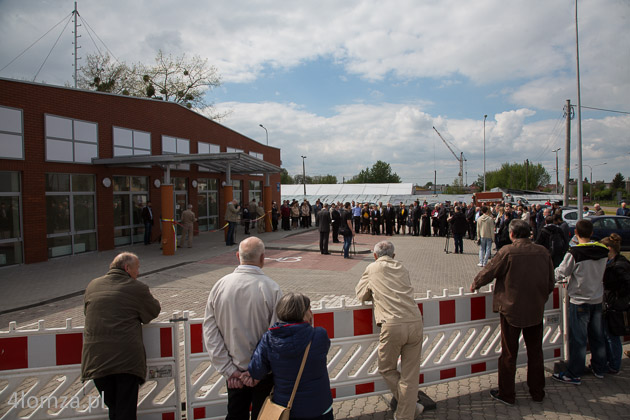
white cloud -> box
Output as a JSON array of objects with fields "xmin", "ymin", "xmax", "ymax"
[
  {"xmin": 214, "ymin": 101, "xmax": 630, "ymax": 184},
  {"xmin": 1, "ymin": 0, "xmax": 627, "ymax": 182}
]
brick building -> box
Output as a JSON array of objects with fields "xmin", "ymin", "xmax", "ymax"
[{"xmin": 0, "ymin": 77, "xmax": 281, "ymax": 266}]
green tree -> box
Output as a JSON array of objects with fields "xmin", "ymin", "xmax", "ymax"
[
  {"xmin": 347, "ymin": 160, "xmax": 401, "ymax": 183},
  {"xmin": 612, "ymin": 172, "xmax": 625, "ymax": 189},
  {"xmin": 474, "ymin": 162, "xmax": 550, "ymax": 190},
  {"xmin": 280, "ymin": 168, "xmax": 293, "ymax": 184},
  {"xmin": 445, "ymin": 178, "xmax": 465, "ymax": 194},
  {"xmin": 293, "ymin": 174, "xmax": 313, "ymax": 184},
  {"xmin": 312, "ymin": 174, "xmax": 338, "ymax": 184}
]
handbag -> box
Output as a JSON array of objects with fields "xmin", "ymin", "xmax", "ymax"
[{"xmin": 258, "ymin": 341, "xmax": 312, "ymax": 420}]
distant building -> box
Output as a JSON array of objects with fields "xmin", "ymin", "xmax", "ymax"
[{"xmin": 0, "ymin": 78, "xmax": 281, "ymax": 266}]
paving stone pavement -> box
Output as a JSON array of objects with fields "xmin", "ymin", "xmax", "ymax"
[{"xmin": 1, "ymin": 227, "xmax": 629, "ymax": 419}]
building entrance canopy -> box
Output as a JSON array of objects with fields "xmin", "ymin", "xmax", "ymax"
[{"xmin": 93, "ymin": 152, "xmax": 281, "ymax": 179}]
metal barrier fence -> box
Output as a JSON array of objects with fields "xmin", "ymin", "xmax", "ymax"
[
  {"xmin": 0, "ymin": 286, "xmax": 572, "ymax": 420},
  {"xmin": 182, "ymin": 286, "xmax": 563, "ymax": 420},
  {"xmin": 0, "ymin": 320, "xmax": 180, "ymax": 420}
]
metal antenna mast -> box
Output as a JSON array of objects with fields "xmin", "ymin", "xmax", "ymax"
[
  {"xmin": 72, "ymin": 2, "xmax": 81, "ymax": 87},
  {"xmin": 432, "ymin": 126, "xmax": 467, "ymax": 187}
]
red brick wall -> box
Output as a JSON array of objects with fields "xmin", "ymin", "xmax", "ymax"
[{"xmin": 0, "ymin": 79, "xmax": 282, "ymax": 263}]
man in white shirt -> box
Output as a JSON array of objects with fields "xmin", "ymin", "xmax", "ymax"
[{"xmin": 203, "ymin": 237, "xmax": 283, "ymax": 419}]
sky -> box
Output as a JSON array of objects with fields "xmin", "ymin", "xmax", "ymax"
[{"xmin": 1, "ymin": 0, "xmax": 629, "ymax": 187}]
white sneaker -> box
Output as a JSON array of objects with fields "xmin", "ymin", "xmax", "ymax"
[{"xmin": 477, "ymin": 263, "xmax": 483, "ymax": 267}]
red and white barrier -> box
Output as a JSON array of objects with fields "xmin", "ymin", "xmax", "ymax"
[
  {"xmin": 181, "ymin": 286, "xmax": 564, "ymax": 419},
  {"xmin": 0, "ymin": 319, "xmax": 180, "ymax": 420}
]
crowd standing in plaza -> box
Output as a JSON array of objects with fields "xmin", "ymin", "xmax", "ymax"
[{"xmin": 80, "ymin": 197, "xmax": 629, "ymax": 419}]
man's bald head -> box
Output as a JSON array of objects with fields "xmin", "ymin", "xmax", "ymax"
[{"xmin": 237, "ymin": 237, "xmax": 265, "ymax": 267}]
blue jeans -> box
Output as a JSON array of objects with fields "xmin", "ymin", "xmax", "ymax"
[
  {"xmin": 343, "ymin": 234, "xmax": 352, "ymax": 258},
  {"xmin": 453, "ymin": 233, "xmax": 463, "ymax": 253},
  {"xmin": 479, "ymin": 237, "xmax": 492, "ymax": 265},
  {"xmin": 568, "ymin": 302, "xmax": 606, "ymax": 377},
  {"xmin": 603, "ymin": 315, "xmax": 623, "ymax": 372}
]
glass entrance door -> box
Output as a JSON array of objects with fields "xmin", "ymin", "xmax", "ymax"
[{"xmin": 174, "ymin": 192, "xmax": 187, "ymax": 237}]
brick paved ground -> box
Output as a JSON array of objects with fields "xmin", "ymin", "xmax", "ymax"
[{"xmin": 1, "ymin": 227, "xmax": 629, "ymax": 419}]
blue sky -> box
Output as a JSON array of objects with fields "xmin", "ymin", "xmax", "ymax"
[{"xmin": 1, "ymin": 0, "xmax": 628, "ymax": 186}]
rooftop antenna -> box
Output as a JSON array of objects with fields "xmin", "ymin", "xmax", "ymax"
[{"xmin": 72, "ymin": 2, "xmax": 81, "ymax": 87}]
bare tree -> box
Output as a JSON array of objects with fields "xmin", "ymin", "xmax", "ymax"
[{"xmin": 78, "ymin": 51, "xmax": 226, "ymax": 119}]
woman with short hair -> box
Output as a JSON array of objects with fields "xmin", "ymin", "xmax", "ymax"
[{"xmin": 245, "ymin": 293, "xmax": 333, "ymax": 419}]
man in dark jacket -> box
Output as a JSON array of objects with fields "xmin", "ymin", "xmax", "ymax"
[
  {"xmin": 141, "ymin": 201, "xmax": 154, "ymax": 245},
  {"xmin": 330, "ymin": 204, "xmax": 341, "ymax": 243},
  {"xmin": 535, "ymin": 216, "xmax": 568, "ymax": 267},
  {"xmin": 448, "ymin": 206, "xmax": 468, "ymax": 254},
  {"xmin": 81, "ymin": 252, "xmax": 161, "ymax": 419},
  {"xmin": 471, "ymin": 220, "xmax": 555, "ymax": 405},
  {"xmin": 317, "ymin": 204, "xmax": 331, "ymax": 254}
]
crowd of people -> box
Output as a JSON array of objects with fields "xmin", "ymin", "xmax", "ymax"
[{"xmin": 82, "ymin": 199, "xmax": 629, "ymax": 419}]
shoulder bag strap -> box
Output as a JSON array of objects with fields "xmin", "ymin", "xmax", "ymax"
[{"xmin": 286, "ymin": 340, "xmax": 312, "ymax": 409}]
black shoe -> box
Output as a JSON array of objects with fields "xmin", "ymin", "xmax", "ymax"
[
  {"xmin": 490, "ymin": 389, "xmax": 514, "ymax": 406},
  {"xmin": 323, "ymin": 252, "xmax": 331, "ymax": 255},
  {"xmin": 390, "ymin": 397, "xmax": 397, "ymax": 411}
]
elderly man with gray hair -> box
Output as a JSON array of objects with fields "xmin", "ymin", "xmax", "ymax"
[
  {"xmin": 355, "ymin": 241, "xmax": 424, "ymax": 420},
  {"xmin": 203, "ymin": 236, "xmax": 283, "ymax": 419},
  {"xmin": 81, "ymin": 252, "xmax": 161, "ymax": 419}
]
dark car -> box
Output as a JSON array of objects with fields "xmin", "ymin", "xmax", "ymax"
[{"xmin": 568, "ymin": 215, "xmax": 630, "ymax": 251}]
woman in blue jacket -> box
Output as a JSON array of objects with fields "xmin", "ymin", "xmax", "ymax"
[{"xmin": 246, "ymin": 292, "xmax": 333, "ymax": 419}]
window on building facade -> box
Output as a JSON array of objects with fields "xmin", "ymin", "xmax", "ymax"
[
  {"xmin": 249, "ymin": 151, "xmax": 264, "ymax": 160},
  {"xmin": 198, "ymin": 142, "xmax": 221, "ymax": 172},
  {"xmin": 172, "ymin": 177, "xmax": 188, "ymax": 236},
  {"xmin": 226, "ymin": 147, "xmax": 243, "ymax": 153},
  {"xmin": 197, "ymin": 178, "xmax": 219, "ymax": 231},
  {"xmin": 232, "ymin": 180, "xmax": 242, "ymax": 204},
  {"xmin": 45, "ymin": 115, "xmax": 98, "ymax": 163},
  {"xmin": 113, "ymin": 127, "xmax": 151, "ymax": 156},
  {"xmin": 113, "ymin": 175, "xmax": 149, "ymax": 246},
  {"xmin": 0, "ymin": 171, "xmax": 23, "ymax": 266},
  {"xmin": 162, "ymin": 135, "xmax": 190, "ymax": 170},
  {"xmin": 0, "ymin": 106, "xmax": 24, "ymax": 159},
  {"xmin": 45, "ymin": 173, "xmax": 97, "ymax": 258},
  {"xmin": 249, "ymin": 180, "xmax": 262, "ymax": 203}
]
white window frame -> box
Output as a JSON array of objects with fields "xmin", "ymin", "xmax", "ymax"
[
  {"xmin": 45, "ymin": 114, "xmax": 98, "ymax": 163},
  {"xmin": 113, "ymin": 127, "xmax": 151, "ymax": 156},
  {"xmin": 0, "ymin": 106, "xmax": 24, "ymax": 160}
]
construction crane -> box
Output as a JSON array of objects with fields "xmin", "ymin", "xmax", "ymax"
[{"xmin": 432, "ymin": 126, "xmax": 467, "ymax": 187}]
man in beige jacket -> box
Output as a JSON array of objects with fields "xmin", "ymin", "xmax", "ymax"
[
  {"xmin": 181, "ymin": 204, "xmax": 197, "ymax": 248},
  {"xmin": 476, "ymin": 206, "xmax": 495, "ymax": 267},
  {"xmin": 356, "ymin": 241, "xmax": 424, "ymax": 420}
]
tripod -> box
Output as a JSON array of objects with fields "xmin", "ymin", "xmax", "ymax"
[{"xmin": 444, "ymin": 225, "xmax": 451, "ymax": 254}]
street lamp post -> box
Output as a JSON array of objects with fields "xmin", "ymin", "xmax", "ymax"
[
  {"xmin": 576, "ymin": 162, "xmax": 607, "ymax": 200},
  {"xmin": 301, "ymin": 155, "xmax": 307, "ymax": 196},
  {"xmin": 483, "ymin": 114, "xmax": 487, "ymax": 191},
  {"xmin": 553, "ymin": 148, "xmax": 561, "ymax": 194},
  {"xmin": 259, "ymin": 124, "xmax": 268, "ymax": 145}
]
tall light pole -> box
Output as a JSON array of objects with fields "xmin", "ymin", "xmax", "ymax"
[
  {"xmin": 576, "ymin": 162, "xmax": 606, "ymax": 200},
  {"xmin": 301, "ymin": 155, "xmax": 307, "ymax": 196},
  {"xmin": 259, "ymin": 124, "xmax": 268, "ymax": 145},
  {"xmin": 575, "ymin": 0, "xmax": 584, "ymax": 219},
  {"xmin": 553, "ymin": 148, "xmax": 561, "ymax": 193},
  {"xmin": 483, "ymin": 114, "xmax": 487, "ymax": 191}
]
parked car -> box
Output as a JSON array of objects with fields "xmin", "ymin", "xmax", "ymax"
[
  {"xmin": 562, "ymin": 208, "xmax": 596, "ymax": 227},
  {"xmin": 568, "ymin": 215, "xmax": 630, "ymax": 251}
]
